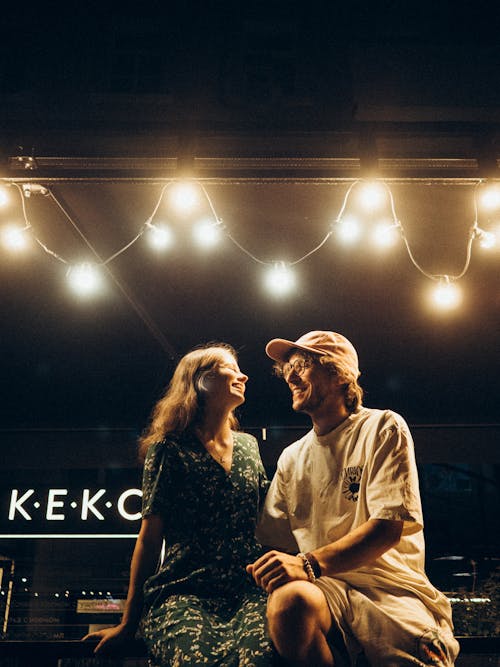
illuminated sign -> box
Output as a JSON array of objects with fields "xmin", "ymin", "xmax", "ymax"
[
  {"xmin": 76, "ymin": 599, "xmax": 126, "ymax": 614},
  {"xmin": 0, "ymin": 470, "xmax": 142, "ymax": 538}
]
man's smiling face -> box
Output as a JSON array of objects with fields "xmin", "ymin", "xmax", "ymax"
[{"xmin": 285, "ymin": 352, "xmax": 339, "ymax": 416}]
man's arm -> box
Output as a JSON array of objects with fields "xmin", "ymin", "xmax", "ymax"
[
  {"xmin": 313, "ymin": 517, "xmax": 403, "ymax": 576},
  {"xmin": 247, "ymin": 518, "xmax": 403, "ymax": 593}
]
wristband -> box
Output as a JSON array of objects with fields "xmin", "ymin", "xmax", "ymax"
[{"xmin": 297, "ymin": 552, "xmax": 316, "ymax": 583}]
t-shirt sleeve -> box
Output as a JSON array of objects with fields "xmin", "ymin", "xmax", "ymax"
[
  {"xmin": 256, "ymin": 454, "xmax": 299, "ymax": 552},
  {"xmin": 141, "ymin": 441, "xmax": 171, "ymax": 518},
  {"xmin": 365, "ymin": 412, "xmax": 423, "ymax": 535}
]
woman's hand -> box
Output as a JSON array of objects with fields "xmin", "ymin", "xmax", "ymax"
[
  {"xmin": 82, "ymin": 623, "xmax": 135, "ymax": 655},
  {"xmin": 246, "ymin": 550, "xmax": 307, "ymax": 593}
]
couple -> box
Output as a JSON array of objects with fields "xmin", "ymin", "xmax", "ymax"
[{"xmin": 85, "ymin": 331, "xmax": 459, "ymax": 666}]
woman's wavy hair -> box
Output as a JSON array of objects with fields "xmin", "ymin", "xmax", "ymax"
[
  {"xmin": 275, "ymin": 349, "xmax": 364, "ymax": 413},
  {"xmin": 138, "ymin": 342, "xmax": 239, "ymax": 461}
]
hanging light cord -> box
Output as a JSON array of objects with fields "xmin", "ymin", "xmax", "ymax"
[{"xmin": 4, "ymin": 177, "xmax": 493, "ymax": 289}]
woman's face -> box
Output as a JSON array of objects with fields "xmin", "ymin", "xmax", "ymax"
[{"xmin": 202, "ymin": 348, "xmax": 248, "ymax": 410}]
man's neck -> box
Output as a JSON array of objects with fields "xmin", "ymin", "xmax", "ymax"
[{"xmin": 311, "ymin": 403, "xmax": 351, "ymax": 436}]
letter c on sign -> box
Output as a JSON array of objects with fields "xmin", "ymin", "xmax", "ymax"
[{"xmin": 117, "ymin": 489, "xmax": 142, "ymax": 521}]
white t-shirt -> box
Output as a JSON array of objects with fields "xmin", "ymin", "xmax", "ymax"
[{"xmin": 257, "ymin": 407, "xmax": 452, "ymax": 623}]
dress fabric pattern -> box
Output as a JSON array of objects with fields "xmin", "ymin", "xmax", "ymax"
[{"xmin": 140, "ymin": 431, "xmax": 273, "ymax": 666}]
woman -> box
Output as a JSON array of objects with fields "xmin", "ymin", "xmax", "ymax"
[{"xmin": 84, "ymin": 342, "xmax": 273, "ymax": 666}]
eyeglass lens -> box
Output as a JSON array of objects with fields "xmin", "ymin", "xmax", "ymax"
[{"xmin": 283, "ymin": 359, "xmax": 309, "ymax": 379}]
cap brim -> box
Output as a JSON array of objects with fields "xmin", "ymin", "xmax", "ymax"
[{"xmin": 265, "ymin": 338, "xmax": 322, "ymax": 362}]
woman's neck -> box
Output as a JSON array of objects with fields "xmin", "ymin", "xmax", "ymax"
[{"xmin": 195, "ymin": 410, "xmax": 232, "ymax": 445}]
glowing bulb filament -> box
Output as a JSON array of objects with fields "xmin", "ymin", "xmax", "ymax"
[
  {"xmin": 1, "ymin": 225, "xmax": 30, "ymax": 252},
  {"xmin": 0, "ymin": 187, "xmax": 9, "ymax": 207},
  {"xmin": 264, "ymin": 262, "xmax": 296, "ymax": 297},
  {"xmin": 478, "ymin": 229, "xmax": 496, "ymax": 249},
  {"xmin": 358, "ymin": 182, "xmax": 387, "ymax": 211},
  {"xmin": 193, "ymin": 219, "xmax": 222, "ymax": 248},
  {"xmin": 147, "ymin": 224, "xmax": 173, "ymax": 250},
  {"xmin": 170, "ymin": 182, "xmax": 199, "ymax": 213},
  {"xmin": 372, "ymin": 222, "xmax": 399, "ymax": 248},
  {"xmin": 432, "ymin": 278, "xmax": 462, "ymax": 310},
  {"xmin": 479, "ymin": 185, "xmax": 500, "ymax": 211},
  {"xmin": 67, "ymin": 263, "xmax": 102, "ymax": 297},
  {"xmin": 336, "ymin": 216, "xmax": 361, "ymax": 244}
]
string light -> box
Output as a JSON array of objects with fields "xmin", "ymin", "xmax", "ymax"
[
  {"xmin": 264, "ymin": 261, "xmax": 296, "ymax": 297},
  {"xmin": 66, "ymin": 263, "xmax": 103, "ymax": 297},
  {"xmin": 192, "ymin": 219, "xmax": 223, "ymax": 248},
  {"xmin": 1, "ymin": 224, "xmax": 30, "ymax": 252},
  {"xmin": 169, "ymin": 181, "xmax": 199, "ymax": 213},
  {"xmin": 336, "ymin": 215, "xmax": 362, "ymax": 245},
  {"xmin": 371, "ymin": 221, "xmax": 401, "ymax": 249},
  {"xmin": 1, "ymin": 176, "xmax": 498, "ymax": 311},
  {"xmin": 0, "ymin": 186, "xmax": 9, "ymax": 207},
  {"xmin": 478, "ymin": 184, "xmax": 500, "ymax": 211},
  {"xmin": 431, "ymin": 277, "xmax": 462, "ymax": 310},
  {"xmin": 474, "ymin": 227, "xmax": 496, "ymax": 250},
  {"xmin": 358, "ymin": 181, "xmax": 387, "ymax": 212},
  {"xmin": 146, "ymin": 223, "xmax": 174, "ymax": 250}
]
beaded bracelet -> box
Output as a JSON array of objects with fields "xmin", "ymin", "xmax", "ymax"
[
  {"xmin": 305, "ymin": 551, "xmax": 322, "ymax": 579},
  {"xmin": 297, "ymin": 552, "xmax": 316, "ymax": 583}
]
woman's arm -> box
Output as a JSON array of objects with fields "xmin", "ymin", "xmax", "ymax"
[{"xmin": 83, "ymin": 514, "xmax": 164, "ymax": 653}]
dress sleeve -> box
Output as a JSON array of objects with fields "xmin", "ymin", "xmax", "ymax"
[
  {"xmin": 364, "ymin": 412, "xmax": 423, "ymax": 535},
  {"xmin": 252, "ymin": 436, "xmax": 271, "ymax": 512},
  {"xmin": 255, "ymin": 454, "xmax": 299, "ymax": 552},
  {"xmin": 141, "ymin": 441, "xmax": 171, "ymax": 518}
]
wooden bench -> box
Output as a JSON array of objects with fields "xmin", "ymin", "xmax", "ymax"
[
  {"xmin": 0, "ymin": 636, "xmax": 499, "ymax": 665},
  {"xmin": 0, "ymin": 639, "xmax": 147, "ymax": 666}
]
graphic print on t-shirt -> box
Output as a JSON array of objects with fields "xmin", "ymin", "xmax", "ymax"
[{"xmin": 341, "ymin": 466, "xmax": 363, "ymax": 502}]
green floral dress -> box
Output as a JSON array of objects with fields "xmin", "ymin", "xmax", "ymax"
[{"xmin": 140, "ymin": 430, "xmax": 274, "ymax": 667}]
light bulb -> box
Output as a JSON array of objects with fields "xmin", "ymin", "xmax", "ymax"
[
  {"xmin": 1, "ymin": 224, "xmax": 30, "ymax": 252},
  {"xmin": 431, "ymin": 279, "xmax": 462, "ymax": 310},
  {"xmin": 169, "ymin": 182, "xmax": 199, "ymax": 213},
  {"xmin": 147, "ymin": 224, "xmax": 173, "ymax": 250},
  {"xmin": 264, "ymin": 262, "xmax": 296, "ymax": 297},
  {"xmin": 67, "ymin": 263, "xmax": 102, "ymax": 297},
  {"xmin": 0, "ymin": 187, "xmax": 9, "ymax": 207},
  {"xmin": 192, "ymin": 219, "xmax": 222, "ymax": 248},
  {"xmin": 358, "ymin": 182, "xmax": 387, "ymax": 212},
  {"xmin": 372, "ymin": 222, "xmax": 399, "ymax": 248},
  {"xmin": 477, "ymin": 229, "xmax": 496, "ymax": 250},
  {"xmin": 336, "ymin": 216, "xmax": 361, "ymax": 244},
  {"xmin": 479, "ymin": 185, "xmax": 500, "ymax": 211}
]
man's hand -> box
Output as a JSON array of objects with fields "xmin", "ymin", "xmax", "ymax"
[{"xmin": 247, "ymin": 550, "xmax": 308, "ymax": 593}]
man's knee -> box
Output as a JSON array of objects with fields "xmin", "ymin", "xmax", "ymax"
[
  {"xmin": 267, "ymin": 582, "xmax": 334, "ymax": 665},
  {"xmin": 267, "ymin": 581, "xmax": 330, "ymax": 636}
]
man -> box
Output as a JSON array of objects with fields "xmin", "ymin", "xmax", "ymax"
[{"xmin": 247, "ymin": 331, "xmax": 459, "ymax": 666}]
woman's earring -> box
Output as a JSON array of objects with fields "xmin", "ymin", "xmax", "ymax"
[{"xmin": 196, "ymin": 376, "xmax": 207, "ymax": 393}]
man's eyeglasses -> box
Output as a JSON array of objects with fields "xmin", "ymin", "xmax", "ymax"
[{"xmin": 280, "ymin": 358, "xmax": 314, "ymax": 381}]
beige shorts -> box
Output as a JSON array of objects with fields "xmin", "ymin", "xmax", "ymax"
[{"xmin": 315, "ymin": 577, "xmax": 460, "ymax": 667}]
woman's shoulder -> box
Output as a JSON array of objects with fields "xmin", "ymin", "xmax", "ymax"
[
  {"xmin": 233, "ymin": 430, "xmax": 261, "ymax": 455},
  {"xmin": 144, "ymin": 433, "xmax": 183, "ymax": 462},
  {"xmin": 233, "ymin": 430, "xmax": 258, "ymax": 444}
]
